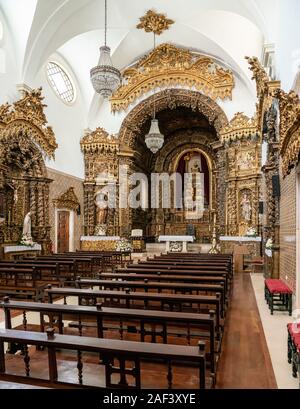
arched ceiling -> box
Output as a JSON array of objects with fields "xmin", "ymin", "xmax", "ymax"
[{"xmin": 0, "ymin": 0, "xmax": 278, "ymax": 121}]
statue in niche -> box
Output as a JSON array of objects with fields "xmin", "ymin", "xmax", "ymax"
[
  {"xmin": 240, "ymin": 193, "xmax": 252, "ymax": 222},
  {"xmin": 94, "ymin": 192, "xmax": 108, "ymax": 236}
]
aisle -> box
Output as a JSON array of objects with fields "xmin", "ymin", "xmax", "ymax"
[{"xmin": 216, "ymin": 273, "xmax": 277, "ymax": 389}]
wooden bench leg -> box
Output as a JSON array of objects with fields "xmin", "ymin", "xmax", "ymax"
[{"xmin": 270, "ymin": 294, "xmax": 274, "ymax": 315}]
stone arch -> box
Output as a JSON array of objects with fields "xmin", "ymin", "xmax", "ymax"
[{"xmin": 118, "ymin": 89, "xmax": 229, "ymax": 150}]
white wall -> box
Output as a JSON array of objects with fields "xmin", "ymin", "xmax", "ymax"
[
  {"xmin": 31, "ymin": 54, "xmax": 85, "ymax": 178},
  {"xmin": 275, "ymin": 0, "xmax": 300, "ymax": 92}
]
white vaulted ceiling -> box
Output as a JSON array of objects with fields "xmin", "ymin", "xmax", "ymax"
[
  {"xmin": 0, "ymin": 0, "xmax": 278, "ymax": 114},
  {"xmin": 1, "ymin": 0, "xmax": 297, "ymax": 178}
]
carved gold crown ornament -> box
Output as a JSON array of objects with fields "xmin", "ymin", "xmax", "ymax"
[
  {"xmin": 220, "ymin": 112, "xmax": 259, "ymax": 143},
  {"xmin": 110, "ymin": 44, "xmax": 235, "ymax": 112},
  {"xmin": 0, "ymin": 88, "xmax": 58, "ymax": 158},
  {"xmin": 273, "ymin": 88, "xmax": 300, "ymax": 177},
  {"xmin": 53, "ymin": 187, "xmax": 80, "ymax": 212},
  {"xmin": 136, "ymin": 9, "xmax": 175, "ymax": 35},
  {"xmin": 80, "ymin": 127, "xmax": 119, "ymax": 154}
]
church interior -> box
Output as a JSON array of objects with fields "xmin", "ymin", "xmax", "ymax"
[{"xmin": 0, "ymin": 0, "xmax": 299, "ymax": 391}]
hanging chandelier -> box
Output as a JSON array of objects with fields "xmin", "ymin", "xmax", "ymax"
[
  {"xmin": 144, "ymin": 32, "xmax": 164, "ymax": 154},
  {"xmin": 90, "ymin": 0, "xmax": 121, "ymax": 98}
]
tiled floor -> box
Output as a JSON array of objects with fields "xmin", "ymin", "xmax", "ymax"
[{"xmin": 250, "ymin": 273, "xmax": 299, "ymax": 389}]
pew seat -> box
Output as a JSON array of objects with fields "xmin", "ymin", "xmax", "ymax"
[
  {"xmin": 287, "ymin": 323, "xmax": 300, "ymax": 383},
  {"xmin": 264, "ymin": 279, "xmax": 293, "ymax": 315},
  {"xmin": 0, "ymin": 329, "xmax": 210, "ymax": 389}
]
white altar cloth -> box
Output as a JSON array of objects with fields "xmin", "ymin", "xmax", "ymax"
[
  {"xmin": 158, "ymin": 236, "xmax": 194, "ymax": 253},
  {"xmin": 4, "ymin": 244, "xmax": 42, "ymax": 254},
  {"xmin": 80, "ymin": 236, "xmax": 120, "ymax": 242},
  {"xmin": 219, "ymin": 236, "xmax": 261, "ymax": 242}
]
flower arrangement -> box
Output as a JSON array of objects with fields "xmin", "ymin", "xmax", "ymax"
[
  {"xmin": 19, "ymin": 233, "xmax": 35, "ymax": 247},
  {"xmin": 116, "ymin": 238, "xmax": 133, "ymax": 252},
  {"xmin": 245, "ymin": 226, "xmax": 257, "ymax": 237},
  {"xmin": 265, "ymin": 238, "xmax": 273, "ymax": 250}
]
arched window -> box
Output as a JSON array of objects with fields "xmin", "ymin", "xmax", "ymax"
[{"xmin": 46, "ymin": 61, "xmax": 76, "ymax": 104}]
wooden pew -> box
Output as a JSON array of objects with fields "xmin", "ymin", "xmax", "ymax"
[
  {"xmin": 117, "ymin": 267, "xmax": 231, "ymax": 294},
  {"xmin": 76, "ymin": 277, "xmax": 226, "ymax": 299},
  {"xmin": 0, "ymin": 298, "xmax": 218, "ymax": 375},
  {"xmin": 0, "ymin": 328, "xmax": 209, "ymax": 389},
  {"xmin": 0, "ymin": 267, "xmax": 47, "ymax": 301},
  {"xmin": 0, "ymin": 260, "xmax": 76, "ymax": 281},
  {"xmin": 45, "ymin": 286, "xmax": 223, "ymax": 328},
  {"xmin": 127, "ymin": 263, "xmax": 230, "ymax": 273},
  {"xmin": 74, "ymin": 278, "xmax": 226, "ymax": 310},
  {"xmin": 24, "ymin": 255, "xmax": 95, "ymax": 276}
]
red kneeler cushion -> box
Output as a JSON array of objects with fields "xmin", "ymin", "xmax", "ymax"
[
  {"xmin": 287, "ymin": 323, "xmax": 300, "ymax": 339},
  {"xmin": 265, "ymin": 279, "xmax": 293, "ymax": 294},
  {"xmin": 294, "ymin": 334, "xmax": 300, "ymax": 352}
]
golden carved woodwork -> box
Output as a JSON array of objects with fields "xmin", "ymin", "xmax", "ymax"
[
  {"xmin": 246, "ymin": 56, "xmax": 270, "ymax": 100},
  {"xmin": 82, "ymin": 127, "xmax": 121, "ymax": 236},
  {"xmin": 80, "ymin": 127, "xmax": 119, "ymax": 154},
  {"xmin": 136, "ymin": 10, "xmax": 174, "ymax": 35},
  {"xmin": 220, "ymin": 112, "xmax": 258, "ymax": 142},
  {"xmin": 118, "ymin": 89, "xmax": 229, "ymax": 148},
  {"xmin": 53, "ymin": 187, "xmax": 80, "ymax": 212},
  {"xmin": 81, "ymin": 240, "xmax": 117, "ymax": 252},
  {"xmin": 111, "ymin": 44, "xmax": 235, "ymax": 112},
  {"xmin": 273, "ymin": 89, "xmax": 300, "ymax": 176},
  {"xmin": 0, "ymin": 88, "xmax": 58, "ymax": 159},
  {"xmin": 246, "ymin": 56, "xmax": 281, "ymax": 134}
]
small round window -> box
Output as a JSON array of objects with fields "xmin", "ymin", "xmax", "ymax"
[{"xmin": 46, "ymin": 62, "xmax": 75, "ymax": 104}]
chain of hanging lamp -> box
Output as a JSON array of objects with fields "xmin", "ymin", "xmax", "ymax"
[
  {"xmin": 90, "ymin": 0, "xmax": 121, "ymax": 98},
  {"xmin": 145, "ymin": 31, "xmax": 165, "ymax": 154}
]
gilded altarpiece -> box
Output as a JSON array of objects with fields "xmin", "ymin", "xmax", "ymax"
[
  {"xmin": 81, "ymin": 128, "xmax": 120, "ymax": 237},
  {"xmin": 0, "ymin": 88, "xmax": 57, "ymax": 255},
  {"xmin": 220, "ymin": 113, "xmax": 262, "ymax": 254}
]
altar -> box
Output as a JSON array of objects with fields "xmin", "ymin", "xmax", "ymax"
[
  {"xmin": 158, "ymin": 235, "xmax": 194, "ymax": 253},
  {"xmin": 220, "ymin": 236, "xmax": 262, "ymax": 273},
  {"xmin": 80, "ymin": 236, "xmax": 121, "ymax": 252},
  {"xmin": 3, "ymin": 244, "xmax": 42, "ymax": 260}
]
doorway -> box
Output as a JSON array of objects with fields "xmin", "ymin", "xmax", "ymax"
[{"xmin": 57, "ymin": 211, "xmax": 70, "ymax": 253}]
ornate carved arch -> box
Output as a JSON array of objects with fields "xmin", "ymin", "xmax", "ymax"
[
  {"xmin": 118, "ymin": 89, "xmax": 229, "ymax": 150},
  {"xmin": 0, "ymin": 88, "xmax": 58, "ymax": 159},
  {"xmin": 0, "ymin": 130, "xmax": 47, "ymax": 178},
  {"xmin": 152, "ymin": 131, "xmax": 217, "ymax": 173}
]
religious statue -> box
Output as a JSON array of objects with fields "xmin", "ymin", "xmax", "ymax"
[
  {"xmin": 240, "ymin": 193, "xmax": 252, "ymax": 222},
  {"xmin": 20, "ymin": 212, "xmax": 34, "ymax": 247},
  {"xmin": 22, "ymin": 212, "xmax": 32, "ymax": 237},
  {"xmin": 94, "ymin": 192, "xmax": 108, "ymax": 236}
]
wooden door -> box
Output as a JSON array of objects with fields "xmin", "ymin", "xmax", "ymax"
[{"xmin": 57, "ymin": 211, "xmax": 70, "ymax": 253}]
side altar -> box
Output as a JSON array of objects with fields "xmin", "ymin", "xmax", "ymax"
[
  {"xmin": 158, "ymin": 235, "xmax": 195, "ymax": 253},
  {"xmin": 220, "ymin": 236, "xmax": 262, "ymax": 273},
  {"xmin": 80, "ymin": 236, "xmax": 121, "ymax": 252}
]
